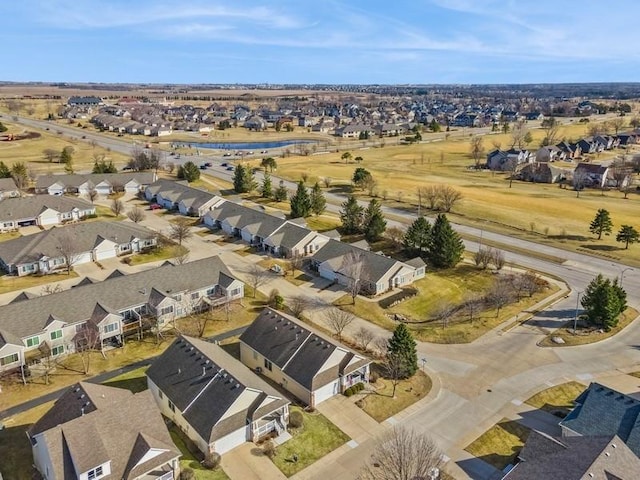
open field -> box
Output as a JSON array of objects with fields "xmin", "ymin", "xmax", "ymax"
[
  {"xmin": 335, "ymin": 265, "xmax": 559, "ymax": 343},
  {"xmin": 250, "ymin": 121, "xmax": 640, "ymax": 265},
  {"xmin": 0, "ymin": 119, "xmax": 129, "ymax": 173},
  {"xmin": 525, "ymin": 381, "xmax": 586, "ymax": 417},
  {"xmin": 465, "ymin": 418, "xmax": 531, "ymax": 471}
]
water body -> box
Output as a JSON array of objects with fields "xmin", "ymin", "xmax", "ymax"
[{"xmin": 176, "ymin": 140, "xmax": 316, "ymax": 150}]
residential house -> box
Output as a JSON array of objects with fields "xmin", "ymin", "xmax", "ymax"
[
  {"xmin": 556, "ymin": 141, "xmax": 582, "ymax": 160},
  {"xmin": 534, "ymin": 146, "xmax": 566, "ymax": 163},
  {"xmin": 486, "ymin": 149, "xmax": 532, "ymax": 171},
  {"xmin": 616, "ymin": 132, "xmax": 638, "ymax": 146},
  {"xmin": 576, "ymin": 137, "xmax": 604, "ymax": 155},
  {"xmin": 594, "ymin": 135, "xmax": 619, "ymax": 151},
  {"xmin": 36, "ymin": 172, "xmax": 157, "ymax": 196},
  {"xmin": 0, "ymin": 196, "xmax": 95, "ymax": 232},
  {"xmin": 0, "ymin": 177, "xmax": 19, "ymax": 199},
  {"xmin": 262, "ymin": 222, "xmax": 330, "ymax": 258},
  {"xmin": 518, "ymin": 163, "xmax": 567, "ymax": 184},
  {"xmin": 503, "ymin": 430, "xmax": 640, "ymax": 480},
  {"xmin": 67, "ymin": 96, "xmax": 102, "ymax": 107},
  {"xmin": 452, "ymin": 113, "xmax": 480, "ymax": 127},
  {"xmin": 574, "ymin": 163, "xmax": 610, "ymax": 188},
  {"xmin": 29, "ymin": 382, "xmax": 181, "ymax": 480},
  {"xmin": 0, "ymin": 221, "xmax": 157, "ymax": 275},
  {"xmin": 524, "ymin": 112, "xmax": 544, "ymax": 121},
  {"xmin": 559, "ymin": 383, "xmax": 640, "ymax": 456},
  {"xmin": 145, "ymin": 179, "xmax": 222, "ymax": 216},
  {"xmin": 244, "ymin": 116, "xmax": 267, "ymax": 131},
  {"xmin": 146, "ymin": 336, "xmax": 290, "ymax": 455},
  {"xmin": 239, "ymin": 308, "xmax": 371, "ymax": 407},
  {"xmin": 0, "ymin": 256, "xmax": 244, "ymax": 374},
  {"xmin": 335, "ymin": 124, "xmax": 371, "ymax": 138},
  {"xmin": 310, "ymin": 239, "xmax": 426, "ymax": 296}
]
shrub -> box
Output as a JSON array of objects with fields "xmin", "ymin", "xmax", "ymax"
[
  {"xmin": 202, "ymin": 452, "xmax": 221, "ymax": 469},
  {"xmin": 263, "ymin": 440, "xmax": 276, "ymax": 458},
  {"xmin": 289, "ymin": 410, "xmax": 304, "ymax": 428},
  {"xmin": 273, "ymin": 295, "xmax": 285, "ymax": 310},
  {"xmin": 344, "ymin": 387, "xmax": 355, "ymax": 397},
  {"xmin": 355, "ymin": 382, "xmax": 365, "ymax": 392},
  {"xmin": 369, "ymin": 371, "xmax": 379, "ymax": 383},
  {"xmin": 180, "ymin": 468, "xmax": 195, "ymax": 480}
]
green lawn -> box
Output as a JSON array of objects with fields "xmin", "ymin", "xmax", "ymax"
[
  {"xmin": 127, "ymin": 245, "xmax": 188, "ymax": 265},
  {"xmin": 465, "ymin": 419, "xmax": 531, "ymax": 471},
  {"xmin": 272, "ymin": 406, "xmax": 350, "ymax": 477},
  {"xmin": 359, "ymin": 369, "xmax": 432, "ymax": 422},
  {"xmin": 305, "ymin": 214, "xmax": 342, "ymax": 232},
  {"xmin": 525, "ymin": 381, "xmax": 586, "ymax": 417},
  {"xmin": 102, "ymin": 366, "xmax": 149, "ymax": 393},
  {"xmin": 0, "ymin": 230, "xmax": 21, "ymax": 242},
  {"xmin": 0, "ymin": 270, "xmax": 78, "ymax": 295},
  {"xmin": 169, "ymin": 427, "xmax": 230, "ymax": 480}
]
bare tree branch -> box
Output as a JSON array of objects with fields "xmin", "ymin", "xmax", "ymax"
[{"xmin": 324, "ymin": 308, "xmax": 355, "ymax": 340}]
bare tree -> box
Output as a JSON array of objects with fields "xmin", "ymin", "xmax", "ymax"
[
  {"xmin": 431, "ymin": 300, "xmax": 455, "ymax": 329},
  {"xmin": 247, "ymin": 264, "xmax": 269, "ymax": 298},
  {"xmin": 463, "ymin": 294, "xmax": 482, "ymax": 324},
  {"xmin": 111, "ymin": 181, "xmax": 124, "ymax": 193},
  {"xmin": 41, "ymin": 283, "xmax": 63, "ymax": 296},
  {"xmin": 43, "ymin": 148, "xmax": 59, "ymax": 163},
  {"xmin": 56, "ymin": 232, "xmax": 82, "ymax": 274},
  {"xmin": 373, "ymin": 336, "xmax": 389, "ymax": 358},
  {"xmin": 474, "ymin": 247, "xmax": 493, "ymax": 270},
  {"xmin": 87, "ymin": 188, "xmax": 98, "ymax": 204},
  {"xmin": 363, "ymin": 175, "xmax": 378, "ymax": 197},
  {"xmin": 385, "ymin": 226, "xmax": 405, "ymax": 248},
  {"xmin": 622, "ymin": 175, "xmax": 635, "ymax": 199},
  {"xmin": 491, "ymin": 249, "xmax": 506, "ymax": 270},
  {"xmin": 610, "ymin": 117, "xmax": 626, "ymax": 135},
  {"xmin": 169, "ymin": 218, "xmax": 193, "ymax": 246},
  {"xmin": 519, "ymin": 271, "xmax": 542, "ymax": 297},
  {"xmin": 354, "ymin": 326, "xmax": 375, "ymax": 351},
  {"xmin": 572, "ymin": 169, "xmax": 589, "ymax": 198},
  {"xmin": 438, "ymin": 185, "xmax": 462, "ymax": 212},
  {"xmin": 127, "ymin": 206, "xmax": 146, "ymax": 223},
  {"xmin": 422, "ymin": 185, "xmax": 439, "ymax": 210},
  {"xmin": 487, "ymin": 279, "xmax": 514, "ymax": 316},
  {"xmin": 510, "ymin": 120, "xmax": 529, "ymax": 150},
  {"xmin": 289, "ymin": 295, "xmax": 311, "ymax": 319},
  {"xmin": 165, "ymin": 162, "xmax": 175, "ymax": 174},
  {"xmin": 172, "ymin": 246, "xmax": 190, "ymax": 265},
  {"xmin": 504, "ymin": 158, "xmax": 519, "ymax": 188},
  {"xmin": 110, "ymin": 198, "xmax": 124, "ymax": 217},
  {"xmin": 324, "ymin": 308, "xmax": 355, "ymax": 340},
  {"xmin": 383, "ymin": 353, "xmax": 405, "ymax": 398},
  {"xmin": 322, "ymin": 177, "xmax": 332, "ymax": 188},
  {"xmin": 288, "ymin": 253, "xmax": 304, "ymax": 277},
  {"xmin": 469, "ymin": 136, "xmax": 485, "ymax": 168},
  {"xmin": 611, "ymin": 160, "xmax": 631, "ymax": 189},
  {"xmin": 359, "ymin": 427, "xmax": 442, "ymax": 480},
  {"xmin": 339, "ymin": 250, "xmax": 367, "ymax": 304},
  {"xmin": 541, "ymin": 117, "xmax": 561, "ymax": 146},
  {"xmin": 74, "ymin": 324, "xmax": 101, "ymax": 374}
]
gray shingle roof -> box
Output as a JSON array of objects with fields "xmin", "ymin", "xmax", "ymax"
[
  {"xmin": 0, "ymin": 195, "xmax": 94, "ymax": 221},
  {"xmin": 146, "ymin": 179, "xmax": 218, "ymax": 212},
  {"xmin": 35, "ymin": 172, "xmax": 155, "ymax": 190},
  {"xmin": 240, "ymin": 308, "xmax": 370, "ymax": 391},
  {"xmin": 265, "ymin": 222, "xmax": 314, "ymax": 250},
  {"xmin": 35, "ymin": 387, "xmax": 180, "ymax": 480},
  {"xmin": 0, "ymin": 256, "xmax": 239, "ymax": 340},
  {"xmin": 205, "ymin": 201, "xmax": 285, "ymax": 238},
  {"xmin": 146, "ymin": 336, "xmax": 288, "ymax": 443},
  {"xmin": 560, "ymin": 383, "xmax": 640, "ymax": 457},
  {"xmin": 0, "ymin": 221, "xmax": 156, "ymax": 266},
  {"xmin": 505, "ymin": 431, "xmax": 640, "ymax": 480},
  {"xmin": 0, "ymin": 177, "xmax": 18, "ymax": 192}
]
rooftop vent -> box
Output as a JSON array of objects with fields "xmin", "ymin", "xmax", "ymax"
[
  {"xmin": 234, "ymin": 383, "xmax": 240, "ymax": 389},
  {"xmin": 178, "ymin": 368, "xmax": 182, "ymax": 375},
  {"xmin": 613, "ymin": 444, "xmax": 617, "ymax": 448},
  {"xmin": 605, "ymin": 452, "xmax": 610, "ymax": 457},
  {"xmin": 202, "ymin": 367, "xmax": 206, "ymax": 377}
]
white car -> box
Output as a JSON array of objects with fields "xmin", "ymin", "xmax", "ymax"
[{"xmin": 270, "ymin": 264, "xmax": 283, "ymax": 274}]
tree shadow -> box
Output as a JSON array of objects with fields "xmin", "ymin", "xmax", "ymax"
[
  {"xmin": 579, "ymin": 244, "xmax": 620, "ymax": 252},
  {"xmin": 549, "ymin": 234, "xmax": 590, "ymax": 241}
]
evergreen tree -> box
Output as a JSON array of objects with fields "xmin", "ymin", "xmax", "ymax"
[
  {"xmin": 616, "ymin": 225, "xmax": 639, "ymax": 249},
  {"xmin": 340, "ymin": 195, "xmax": 364, "ymax": 234},
  {"xmin": 64, "ymin": 158, "xmax": 74, "ymax": 174},
  {"xmin": 274, "ymin": 181, "xmax": 288, "ymax": 202},
  {"xmin": 581, "ymin": 274, "xmax": 626, "ymax": 330},
  {"xmin": 261, "ymin": 172, "xmax": 273, "ymax": 198},
  {"xmin": 363, "ymin": 198, "xmax": 386, "ymax": 242},
  {"xmin": 60, "ymin": 147, "xmax": 73, "ymax": 165},
  {"xmin": 0, "ymin": 161, "xmax": 11, "ymax": 178},
  {"xmin": 92, "ymin": 160, "xmax": 118, "ymax": 174},
  {"xmin": 232, "ymin": 164, "xmax": 256, "ymax": 193},
  {"xmin": 11, "ymin": 162, "xmax": 28, "ymax": 189},
  {"xmin": 352, "ymin": 167, "xmax": 372, "ymax": 190},
  {"xmin": 404, "ymin": 216, "xmax": 432, "ymax": 256},
  {"xmin": 309, "ymin": 182, "xmax": 326, "ymax": 216},
  {"xmin": 289, "ymin": 180, "xmax": 311, "ymax": 218},
  {"xmin": 387, "ymin": 323, "xmax": 418, "ymax": 378},
  {"xmin": 177, "ymin": 161, "xmax": 201, "ymax": 182},
  {"xmin": 429, "ymin": 213, "xmax": 464, "ymax": 268},
  {"xmin": 0, "ymin": 122, "xmax": 7, "ymax": 133},
  {"xmin": 589, "ymin": 209, "xmax": 613, "ymax": 240}
]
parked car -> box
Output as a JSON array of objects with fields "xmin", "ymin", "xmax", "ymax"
[
  {"xmin": 149, "ymin": 203, "xmax": 162, "ymax": 210},
  {"xmin": 221, "ymin": 162, "xmax": 228, "ymax": 167},
  {"xmin": 122, "ymin": 166, "xmax": 133, "ymax": 171},
  {"xmin": 204, "ymin": 162, "xmax": 212, "ymax": 167},
  {"xmin": 260, "ymin": 150, "xmax": 268, "ymax": 154},
  {"xmin": 226, "ymin": 166, "xmax": 234, "ymax": 171},
  {"xmin": 270, "ymin": 264, "xmax": 284, "ymax": 275},
  {"xmin": 200, "ymin": 164, "xmax": 207, "ymax": 170},
  {"xmin": 223, "ymin": 152, "xmax": 232, "ymax": 157}
]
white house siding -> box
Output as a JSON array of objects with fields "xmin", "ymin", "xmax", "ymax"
[
  {"xmin": 124, "ymin": 182, "xmax": 139, "ymax": 193},
  {"xmin": 48, "ymin": 184, "xmax": 65, "ymax": 195},
  {"xmin": 94, "ymin": 239, "xmax": 118, "ymax": 261},
  {"xmin": 75, "ymin": 251, "xmax": 94, "ymax": 265},
  {"xmin": 144, "ymin": 189, "xmax": 156, "ymax": 202},
  {"xmin": 32, "ymin": 433, "xmax": 56, "ymax": 480},
  {"xmin": 38, "ymin": 208, "xmax": 61, "ymax": 226},
  {"xmin": 213, "ymin": 426, "xmax": 250, "ymax": 455},
  {"xmin": 0, "ymin": 343, "xmax": 24, "ymax": 373},
  {"xmin": 318, "ymin": 263, "xmax": 338, "ymax": 282},
  {"xmin": 313, "ymin": 380, "xmax": 340, "ymax": 405}
]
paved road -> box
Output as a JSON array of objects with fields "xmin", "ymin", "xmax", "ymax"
[{"xmin": 7, "ymin": 114, "xmax": 640, "ymax": 479}]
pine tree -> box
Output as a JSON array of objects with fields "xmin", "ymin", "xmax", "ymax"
[
  {"xmin": 363, "ymin": 198, "xmax": 386, "ymax": 242},
  {"xmin": 387, "ymin": 323, "xmax": 418, "ymax": 378},
  {"xmin": 177, "ymin": 161, "xmax": 201, "ymax": 182},
  {"xmin": 429, "ymin": 213, "xmax": 464, "ymax": 268},
  {"xmin": 581, "ymin": 274, "xmax": 626, "ymax": 330},
  {"xmin": 616, "ymin": 225, "xmax": 639, "ymax": 250},
  {"xmin": 0, "ymin": 161, "xmax": 11, "ymax": 178},
  {"xmin": 261, "ymin": 172, "xmax": 273, "ymax": 198},
  {"xmin": 309, "ymin": 182, "xmax": 326, "ymax": 216},
  {"xmin": 340, "ymin": 195, "xmax": 364, "ymax": 234},
  {"xmin": 64, "ymin": 159, "xmax": 74, "ymax": 174},
  {"xmin": 60, "ymin": 147, "xmax": 73, "ymax": 165},
  {"xmin": 289, "ymin": 180, "xmax": 311, "ymax": 218},
  {"xmin": 404, "ymin": 216, "xmax": 432, "ymax": 256},
  {"xmin": 274, "ymin": 181, "xmax": 288, "ymax": 202},
  {"xmin": 232, "ymin": 164, "xmax": 255, "ymax": 193},
  {"xmin": 589, "ymin": 208, "xmax": 613, "ymax": 240}
]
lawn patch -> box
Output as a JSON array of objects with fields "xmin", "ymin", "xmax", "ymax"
[
  {"xmin": 169, "ymin": 426, "xmax": 230, "ymax": 480},
  {"xmin": 102, "ymin": 366, "xmax": 149, "ymax": 393},
  {"xmin": 127, "ymin": 245, "xmax": 187, "ymax": 266},
  {"xmin": 465, "ymin": 419, "xmax": 531, "ymax": 472},
  {"xmin": 0, "ymin": 230, "xmax": 21, "ymax": 242},
  {"xmin": 359, "ymin": 368, "xmax": 431, "ymax": 422},
  {"xmin": 272, "ymin": 406, "xmax": 350, "ymax": 477},
  {"xmin": 525, "ymin": 381, "xmax": 586, "ymax": 417},
  {"xmin": 539, "ymin": 307, "xmax": 639, "ymax": 347},
  {"xmin": 0, "ymin": 270, "xmax": 78, "ymax": 295}
]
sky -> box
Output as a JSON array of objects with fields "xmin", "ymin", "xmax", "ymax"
[{"xmin": 2, "ymin": 0, "xmax": 640, "ymax": 85}]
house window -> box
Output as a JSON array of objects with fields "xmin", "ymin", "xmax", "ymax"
[
  {"xmin": 23, "ymin": 264, "xmax": 36, "ymax": 272},
  {"xmin": 173, "ymin": 294, "xmax": 182, "ymax": 302},
  {"xmin": 206, "ymin": 287, "xmax": 216, "ymax": 296},
  {"xmin": 0, "ymin": 353, "xmax": 19, "ymax": 366},
  {"xmin": 87, "ymin": 466, "xmax": 103, "ymax": 480},
  {"xmin": 230, "ymin": 287, "xmax": 241, "ymax": 297},
  {"xmin": 50, "ymin": 330, "xmax": 62, "ymax": 341},
  {"xmin": 51, "ymin": 345, "xmax": 64, "ymax": 356},
  {"xmin": 26, "ymin": 336, "xmax": 40, "ymax": 348},
  {"xmin": 103, "ymin": 323, "xmax": 118, "ymax": 334},
  {"xmin": 168, "ymin": 400, "xmax": 175, "ymax": 413},
  {"xmin": 264, "ymin": 359, "xmax": 273, "ymax": 371},
  {"xmin": 191, "ymin": 292, "xmax": 199, "ymax": 300},
  {"xmin": 160, "ymin": 306, "xmax": 174, "ymax": 316}
]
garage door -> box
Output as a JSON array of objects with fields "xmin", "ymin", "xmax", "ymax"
[
  {"xmin": 75, "ymin": 252, "xmax": 93, "ymax": 265},
  {"xmin": 94, "ymin": 246, "xmax": 117, "ymax": 261},
  {"xmin": 314, "ymin": 380, "xmax": 340, "ymax": 405},
  {"xmin": 214, "ymin": 426, "xmax": 249, "ymax": 454},
  {"xmin": 96, "ymin": 186, "xmax": 111, "ymax": 195}
]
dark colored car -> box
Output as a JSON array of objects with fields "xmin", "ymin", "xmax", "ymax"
[{"xmin": 226, "ymin": 166, "xmax": 234, "ymax": 171}]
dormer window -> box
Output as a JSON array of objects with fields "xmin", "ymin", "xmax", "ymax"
[{"xmin": 87, "ymin": 465, "xmax": 103, "ymax": 479}]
